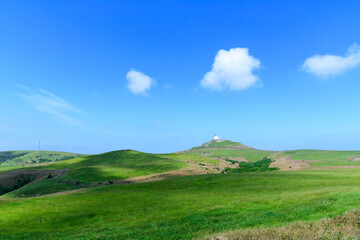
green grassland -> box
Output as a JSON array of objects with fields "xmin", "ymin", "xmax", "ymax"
[
  {"xmin": 2, "ymin": 175, "xmax": 85, "ymax": 198},
  {"xmin": 158, "ymin": 153, "xmax": 221, "ymax": 164},
  {"xmin": 192, "ymin": 149, "xmax": 275, "ymax": 162},
  {"xmin": 34, "ymin": 150, "xmax": 187, "ymax": 183},
  {"xmin": 281, "ymin": 149, "xmax": 360, "ymax": 167},
  {"xmin": 0, "ymin": 151, "xmax": 84, "ymax": 166},
  {"xmin": 0, "ymin": 165, "xmax": 25, "ymax": 173},
  {"xmin": 1, "ymin": 169, "xmax": 360, "ymax": 239}
]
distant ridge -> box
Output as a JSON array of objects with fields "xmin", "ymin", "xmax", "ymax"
[{"xmin": 187, "ymin": 138, "xmax": 256, "ymax": 151}]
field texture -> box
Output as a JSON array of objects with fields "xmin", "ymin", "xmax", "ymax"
[
  {"xmin": 1, "ymin": 168, "xmax": 360, "ymax": 239},
  {"xmin": 281, "ymin": 150, "xmax": 360, "ymax": 166}
]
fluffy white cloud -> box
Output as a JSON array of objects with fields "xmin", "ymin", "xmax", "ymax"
[
  {"xmin": 126, "ymin": 69, "xmax": 155, "ymax": 95},
  {"xmin": 200, "ymin": 47, "xmax": 261, "ymax": 91},
  {"xmin": 302, "ymin": 44, "xmax": 360, "ymax": 78}
]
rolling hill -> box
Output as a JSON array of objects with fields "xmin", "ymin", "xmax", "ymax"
[
  {"xmin": 0, "ymin": 150, "xmax": 220, "ymax": 197},
  {"xmin": 0, "ymin": 151, "xmax": 84, "ymax": 167},
  {"xmin": 4, "ymin": 139, "xmax": 360, "ymax": 239},
  {"xmin": 184, "ymin": 139, "xmax": 275, "ymax": 162}
]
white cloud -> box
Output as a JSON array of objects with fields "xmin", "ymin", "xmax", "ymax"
[
  {"xmin": 200, "ymin": 47, "xmax": 261, "ymax": 91},
  {"xmin": 17, "ymin": 86, "xmax": 86, "ymax": 125},
  {"xmin": 302, "ymin": 44, "xmax": 360, "ymax": 78},
  {"xmin": 126, "ymin": 69, "xmax": 155, "ymax": 95}
]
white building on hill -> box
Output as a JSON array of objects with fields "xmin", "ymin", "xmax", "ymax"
[
  {"xmin": 213, "ymin": 135, "xmax": 225, "ymax": 142},
  {"xmin": 213, "ymin": 135, "xmax": 220, "ymax": 140}
]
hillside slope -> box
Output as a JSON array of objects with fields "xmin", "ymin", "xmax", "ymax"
[
  {"xmin": 35, "ymin": 150, "xmax": 188, "ymax": 183},
  {"xmin": 0, "ymin": 151, "xmax": 84, "ymax": 166}
]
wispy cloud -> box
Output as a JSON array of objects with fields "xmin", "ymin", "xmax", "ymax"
[
  {"xmin": 17, "ymin": 86, "xmax": 86, "ymax": 125},
  {"xmin": 302, "ymin": 44, "xmax": 360, "ymax": 78},
  {"xmin": 200, "ymin": 47, "xmax": 261, "ymax": 91}
]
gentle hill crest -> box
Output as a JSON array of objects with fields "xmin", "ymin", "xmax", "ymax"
[{"xmin": 190, "ymin": 139, "xmax": 256, "ymax": 151}]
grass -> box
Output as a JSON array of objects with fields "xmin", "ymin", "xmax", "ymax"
[
  {"xmin": 0, "ymin": 151, "xmax": 84, "ymax": 166},
  {"xmin": 0, "ymin": 165, "xmax": 25, "ymax": 173},
  {"xmin": 34, "ymin": 150, "xmax": 187, "ymax": 183},
  {"xmin": 158, "ymin": 153, "xmax": 220, "ymax": 165},
  {"xmin": 206, "ymin": 209, "xmax": 360, "ymax": 240},
  {"xmin": 281, "ymin": 149, "xmax": 360, "ymax": 167},
  {"xmin": 1, "ymin": 168, "xmax": 360, "ymax": 239},
  {"xmin": 2, "ymin": 176, "xmax": 86, "ymax": 198},
  {"xmin": 192, "ymin": 149, "xmax": 275, "ymax": 162}
]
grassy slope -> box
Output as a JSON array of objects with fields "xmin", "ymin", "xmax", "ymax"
[
  {"xmin": 158, "ymin": 153, "xmax": 220, "ymax": 165},
  {"xmin": 2, "ymin": 176, "xmax": 85, "ymax": 198},
  {"xmin": 191, "ymin": 140, "xmax": 251, "ymax": 150},
  {"xmin": 188, "ymin": 140, "xmax": 274, "ymax": 162},
  {"xmin": 192, "ymin": 149, "xmax": 274, "ymax": 162},
  {"xmin": 35, "ymin": 150, "xmax": 187, "ymax": 183},
  {"xmin": 0, "ymin": 151, "xmax": 84, "ymax": 166},
  {"xmin": 1, "ymin": 168, "xmax": 360, "ymax": 239},
  {"xmin": 282, "ymin": 150, "xmax": 360, "ymax": 166},
  {"xmin": 0, "ymin": 165, "xmax": 24, "ymax": 173}
]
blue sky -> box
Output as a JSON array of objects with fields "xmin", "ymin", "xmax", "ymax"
[{"xmin": 1, "ymin": 0, "xmax": 360, "ymax": 154}]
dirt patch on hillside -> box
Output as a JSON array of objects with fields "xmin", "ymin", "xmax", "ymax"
[
  {"xmin": 0, "ymin": 169, "xmax": 68, "ymax": 187},
  {"xmin": 346, "ymin": 156, "xmax": 360, "ymax": 161},
  {"xmin": 270, "ymin": 155, "xmax": 310, "ymax": 171}
]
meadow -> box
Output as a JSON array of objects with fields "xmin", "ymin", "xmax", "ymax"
[
  {"xmin": 191, "ymin": 149, "xmax": 274, "ymax": 162},
  {"xmin": 1, "ymin": 168, "xmax": 360, "ymax": 239},
  {"xmin": 281, "ymin": 149, "xmax": 360, "ymax": 167}
]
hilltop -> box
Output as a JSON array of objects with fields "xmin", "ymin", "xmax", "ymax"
[
  {"xmin": 183, "ymin": 137, "xmax": 275, "ymax": 163},
  {"xmin": 189, "ymin": 139, "xmax": 255, "ymax": 151}
]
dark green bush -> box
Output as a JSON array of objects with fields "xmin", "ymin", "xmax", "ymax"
[{"xmin": 222, "ymin": 157, "xmax": 279, "ymax": 173}]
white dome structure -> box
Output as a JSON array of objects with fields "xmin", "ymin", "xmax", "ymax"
[{"xmin": 213, "ymin": 135, "xmax": 220, "ymax": 140}]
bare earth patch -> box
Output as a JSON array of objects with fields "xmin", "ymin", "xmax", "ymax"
[
  {"xmin": 0, "ymin": 169, "xmax": 68, "ymax": 187},
  {"xmin": 270, "ymin": 155, "xmax": 310, "ymax": 171}
]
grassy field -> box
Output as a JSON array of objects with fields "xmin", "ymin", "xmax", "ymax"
[
  {"xmin": 0, "ymin": 165, "xmax": 25, "ymax": 173},
  {"xmin": 158, "ymin": 153, "xmax": 220, "ymax": 164},
  {"xmin": 0, "ymin": 151, "xmax": 84, "ymax": 166},
  {"xmin": 34, "ymin": 150, "xmax": 187, "ymax": 183},
  {"xmin": 1, "ymin": 168, "xmax": 360, "ymax": 239},
  {"xmin": 281, "ymin": 150, "xmax": 360, "ymax": 167},
  {"xmin": 192, "ymin": 149, "xmax": 275, "ymax": 162}
]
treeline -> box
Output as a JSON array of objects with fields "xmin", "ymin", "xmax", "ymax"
[{"xmin": 222, "ymin": 157, "xmax": 279, "ymax": 173}]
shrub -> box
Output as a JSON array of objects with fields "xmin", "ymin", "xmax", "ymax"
[{"xmin": 222, "ymin": 157, "xmax": 279, "ymax": 173}]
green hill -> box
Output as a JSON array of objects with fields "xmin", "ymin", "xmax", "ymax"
[
  {"xmin": 0, "ymin": 151, "xmax": 84, "ymax": 166},
  {"xmin": 1, "ymin": 150, "xmax": 220, "ymax": 198},
  {"xmin": 190, "ymin": 139, "xmax": 255, "ymax": 150},
  {"xmin": 186, "ymin": 139, "xmax": 275, "ymax": 162},
  {"xmin": 34, "ymin": 150, "xmax": 188, "ymax": 183}
]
